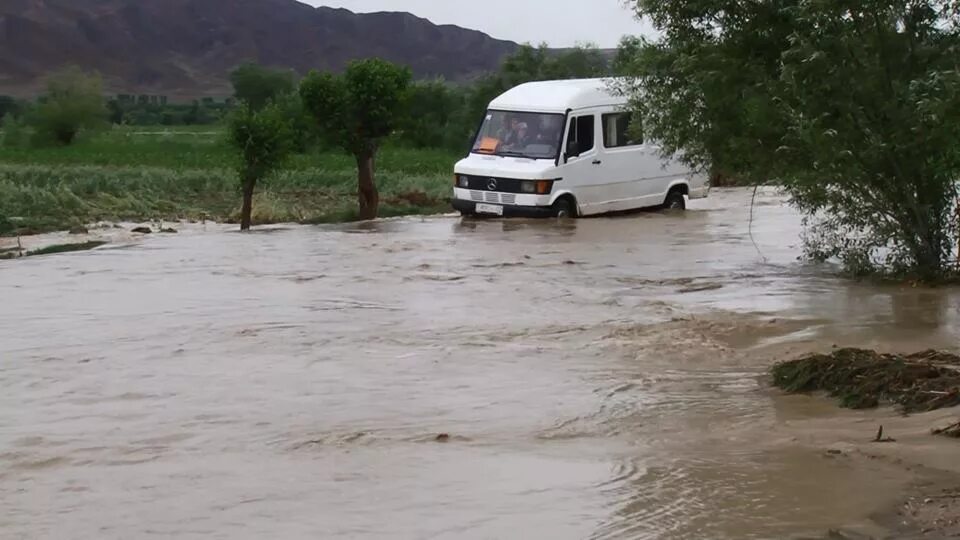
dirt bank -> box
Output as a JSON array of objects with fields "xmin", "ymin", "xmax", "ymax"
[{"xmin": 768, "ymin": 348, "xmax": 960, "ymax": 537}]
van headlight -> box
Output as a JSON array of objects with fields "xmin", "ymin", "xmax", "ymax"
[
  {"xmin": 521, "ymin": 181, "xmax": 536, "ymax": 193},
  {"xmin": 457, "ymin": 175, "xmax": 470, "ymax": 188}
]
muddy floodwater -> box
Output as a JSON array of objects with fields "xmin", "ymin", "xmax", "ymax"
[{"xmin": 3, "ymin": 188, "xmax": 960, "ymax": 539}]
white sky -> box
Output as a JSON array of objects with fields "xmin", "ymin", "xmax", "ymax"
[{"xmin": 306, "ymin": 0, "xmax": 654, "ymax": 47}]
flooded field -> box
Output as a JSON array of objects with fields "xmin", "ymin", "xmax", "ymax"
[{"xmin": 3, "ymin": 188, "xmax": 960, "ymax": 539}]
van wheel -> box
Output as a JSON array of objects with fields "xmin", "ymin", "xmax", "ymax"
[
  {"xmin": 663, "ymin": 190, "xmax": 686, "ymax": 211},
  {"xmin": 553, "ymin": 198, "xmax": 577, "ymax": 218}
]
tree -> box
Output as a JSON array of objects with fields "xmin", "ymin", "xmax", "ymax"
[
  {"xmin": 29, "ymin": 67, "xmax": 108, "ymax": 146},
  {"xmin": 230, "ymin": 63, "xmax": 296, "ymax": 112},
  {"xmin": 617, "ymin": 0, "xmax": 960, "ymax": 279},
  {"xmin": 227, "ymin": 102, "xmax": 295, "ymax": 230},
  {"xmin": 397, "ymin": 79, "xmax": 464, "ymax": 149},
  {"xmin": 300, "ymin": 58, "xmax": 412, "ymax": 220}
]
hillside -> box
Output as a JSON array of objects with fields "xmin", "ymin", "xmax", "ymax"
[{"xmin": 0, "ymin": 0, "xmax": 520, "ymax": 99}]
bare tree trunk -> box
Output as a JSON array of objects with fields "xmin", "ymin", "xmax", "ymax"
[
  {"xmin": 356, "ymin": 150, "xmax": 379, "ymax": 221},
  {"xmin": 240, "ymin": 176, "xmax": 256, "ymax": 231}
]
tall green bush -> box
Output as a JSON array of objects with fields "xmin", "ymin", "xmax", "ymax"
[{"xmin": 29, "ymin": 67, "xmax": 108, "ymax": 146}]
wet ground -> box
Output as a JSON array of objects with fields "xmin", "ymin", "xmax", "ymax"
[{"xmin": 3, "ymin": 188, "xmax": 960, "ymax": 539}]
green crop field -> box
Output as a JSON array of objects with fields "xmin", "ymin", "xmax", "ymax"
[{"xmin": 0, "ymin": 126, "xmax": 461, "ymax": 235}]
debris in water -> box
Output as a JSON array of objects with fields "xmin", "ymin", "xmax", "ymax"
[
  {"xmin": 159, "ymin": 227, "xmax": 178, "ymax": 234},
  {"xmin": 873, "ymin": 425, "xmax": 896, "ymax": 443},
  {"xmin": 932, "ymin": 422, "xmax": 960, "ymax": 438},
  {"xmin": 772, "ymin": 348, "xmax": 960, "ymax": 413},
  {"xmin": 131, "ymin": 226, "xmax": 152, "ymax": 234},
  {"xmin": 676, "ymin": 283, "xmax": 724, "ymax": 294},
  {"xmin": 28, "ymin": 241, "xmax": 107, "ymax": 256},
  {"xmin": 68, "ymin": 225, "xmax": 88, "ymax": 235},
  {"xmin": 435, "ymin": 433, "xmax": 450, "ymax": 442}
]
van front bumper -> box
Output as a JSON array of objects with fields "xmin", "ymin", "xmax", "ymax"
[
  {"xmin": 452, "ymin": 198, "xmax": 557, "ymax": 218},
  {"xmin": 452, "ymin": 188, "xmax": 556, "ymax": 217}
]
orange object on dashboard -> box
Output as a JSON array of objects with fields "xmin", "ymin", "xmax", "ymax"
[{"xmin": 477, "ymin": 137, "xmax": 499, "ymax": 153}]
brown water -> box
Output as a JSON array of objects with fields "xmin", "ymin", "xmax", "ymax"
[{"xmin": 3, "ymin": 188, "xmax": 960, "ymax": 539}]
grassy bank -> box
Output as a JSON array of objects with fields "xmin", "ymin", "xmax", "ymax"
[{"xmin": 0, "ymin": 127, "xmax": 459, "ymax": 235}]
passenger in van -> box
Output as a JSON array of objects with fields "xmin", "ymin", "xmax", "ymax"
[{"xmin": 499, "ymin": 116, "xmax": 530, "ymax": 148}]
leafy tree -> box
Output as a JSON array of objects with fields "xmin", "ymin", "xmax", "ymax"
[
  {"xmin": 227, "ymin": 102, "xmax": 295, "ymax": 230},
  {"xmin": 29, "ymin": 67, "xmax": 108, "ymax": 146},
  {"xmin": 300, "ymin": 58, "xmax": 412, "ymax": 220},
  {"xmin": 230, "ymin": 63, "xmax": 296, "ymax": 112},
  {"xmin": 617, "ymin": 0, "xmax": 960, "ymax": 279},
  {"xmin": 397, "ymin": 79, "xmax": 466, "ymax": 149}
]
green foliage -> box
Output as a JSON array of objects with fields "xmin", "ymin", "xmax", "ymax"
[
  {"xmin": 1, "ymin": 113, "xmax": 27, "ymax": 148},
  {"xmin": 274, "ymin": 92, "xmax": 318, "ymax": 153},
  {"xmin": 0, "ymin": 95, "xmax": 21, "ymax": 119},
  {"xmin": 0, "ymin": 213, "xmax": 13, "ymax": 235},
  {"xmin": 0, "ymin": 145, "xmax": 454, "ymax": 235},
  {"xmin": 396, "ymin": 79, "xmax": 470, "ymax": 150},
  {"xmin": 300, "ymin": 58, "xmax": 413, "ymax": 219},
  {"xmin": 301, "ymin": 58, "xmax": 412, "ymax": 156},
  {"xmin": 29, "ymin": 67, "xmax": 108, "ymax": 146},
  {"xmin": 618, "ymin": 0, "xmax": 960, "ymax": 279},
  {"xmin": 107, "ymin": 96, "xmax": 227, "ymax": 126},
  {"xmin": 230, "ymin": 63, "xmax": 296, "ymax": 112},
  {"xmin": 227, "ymin": 102, "xmax": 295, "ymax": 186}
]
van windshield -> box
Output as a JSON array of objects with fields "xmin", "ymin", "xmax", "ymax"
[{"xmin": 471, "ymin": 110, "xmax": 565, "ymax": 160}]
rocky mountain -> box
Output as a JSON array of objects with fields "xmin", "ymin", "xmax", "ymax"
[{"xmin": 0, "ymin": 0, "xmax": 520, "ymax": 99}]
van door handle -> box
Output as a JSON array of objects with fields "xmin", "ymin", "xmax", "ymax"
[{"xmin": 592, "ymin": 159, "xmax": 602, "ymax": 165}]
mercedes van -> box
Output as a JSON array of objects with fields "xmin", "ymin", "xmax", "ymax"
[{"xmin": 451, "ymin": 78, "xmax": 709, "ymax": 218}]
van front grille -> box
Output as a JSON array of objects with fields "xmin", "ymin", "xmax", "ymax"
[{"xmin": 465, "ymin": 190, "xmax": 518, "ymax": 205}]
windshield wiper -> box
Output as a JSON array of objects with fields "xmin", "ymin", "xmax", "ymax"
[{"xmin": 496, "ymin": 151, "xmax": 537, "ymax": 159}]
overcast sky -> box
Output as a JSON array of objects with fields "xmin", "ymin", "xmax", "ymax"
[{"xmin": 307, "ymin": 1, "xmax": 653, "ymax": 47}]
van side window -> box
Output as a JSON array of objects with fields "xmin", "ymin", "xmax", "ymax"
[
  {"xmin": 566, "ymin": 114, "xmax": 595, "ymax": 156},
  {"xmin": 602, "ymin": 112, "xmax": 642, "ymax": 148}
]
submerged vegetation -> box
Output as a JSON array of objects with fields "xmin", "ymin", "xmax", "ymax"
[{"xmin": 772, "ymin": 348, "xmax": 960, "ymax": 413}]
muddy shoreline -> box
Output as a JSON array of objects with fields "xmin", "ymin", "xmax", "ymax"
[{"xmin": 778, "ymin": 400, "xmax": 960, "ymax": 539}]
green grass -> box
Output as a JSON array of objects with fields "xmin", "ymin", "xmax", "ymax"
[{"xmin": 0, "ymin": 126, "xmax": 460, "ymax": 235}]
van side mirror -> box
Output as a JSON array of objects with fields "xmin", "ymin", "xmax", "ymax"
[{"xmin": 565, "ymin": 141, "xmax": 580, "ymax": 162}]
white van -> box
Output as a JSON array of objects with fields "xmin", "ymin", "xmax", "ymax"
[{"xmin": 451, "ymin": 78, "xmax": 709, "ymax": 218}]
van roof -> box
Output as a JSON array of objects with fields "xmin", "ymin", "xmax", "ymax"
[{"xmin": 488, "ymin": 78, "xmax": 626, "ymax": 114}]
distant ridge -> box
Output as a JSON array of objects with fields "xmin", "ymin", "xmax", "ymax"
[{"xmin": 0, "ymin": 0, "xmax": 521, "ymax": 98}]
